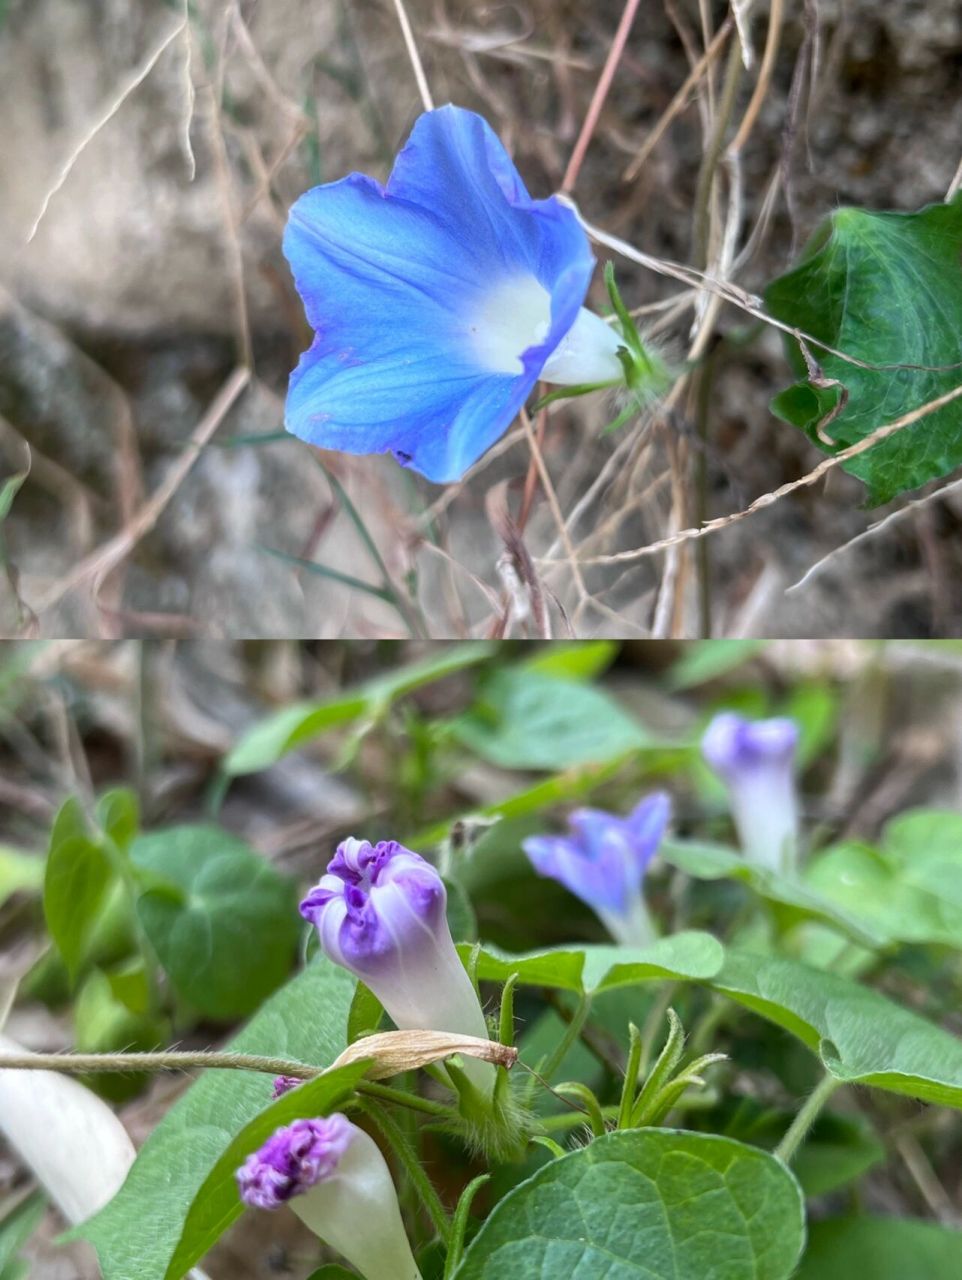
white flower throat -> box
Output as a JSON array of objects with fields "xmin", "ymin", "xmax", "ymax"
[{"xmin": 470, "ymin": 275, "xmax": 624, "ymax": 385}]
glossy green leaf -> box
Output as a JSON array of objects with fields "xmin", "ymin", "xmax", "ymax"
[
  {"xmin": 43, "ymin": 799, "xmax": 116, "ymax": 982},
  {"xmin": 765, "ymin": 195, "xmax": 962, "ymax": 504},
  {"xmin": 166, "ymin": 1060, "xmax": 370, "ymax": 1280},
  {"xmin": 131, "ymin": 825, "xmax": 299, "ymax": 1020},
  {"xmin": 95, "ymin": 789, "xmax": 140, "ymax": 854},
  {"xmin": 72, "ymin": 957, "xmax": 356, "ymax": 1280},
  {"xmin": 224, "ymin": 642, "xmax": 493, "ymax": 775},
  {"xmin": 452, "ymin": 669, "xmax": 655, "ymax": 770},
  {"xmin": 453, "ymin": 1129, "xmax": 805, "ymax": 1279},
  {"xmin": 464, "ymin": 932, "xmax": 724, "ymax": 995},
  {"xmin": 804, "ymin": 808, "xmax": 962, "ymax": 948},
  {"xmin": 713, "ymin": 950, "xmax": 962, "ymax": 1107},
  {"xmin": 796, "ymin": 1217, "xmax": 962, "ymax": 1279},
  {"xmin": 661, "ymin": 838, "xmax": 885, "ymax": 946}
]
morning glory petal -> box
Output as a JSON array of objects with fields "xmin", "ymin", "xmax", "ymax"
[{"xmin": 282, "ymin": 105, "xmax": 615, "ymax": 482}]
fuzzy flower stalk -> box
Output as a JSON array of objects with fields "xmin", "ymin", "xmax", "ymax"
[
  {"xmin": 701, "ymin": 713, "xmax": 800, "ymax": 875},
  {"xmin": 283, "ymin": 104, "xmax": 668, "ymax": 482},
  {"xmin": 522, "ymin": 793, "xmax": 671, "ymax": 947},
  {"xmin": 300, "ymin": 839, "xmax": 492, "ymax": 1094},
  {"xmin": 237, "ymin": 1113, "xmax": 421, "ymax": 1280}
]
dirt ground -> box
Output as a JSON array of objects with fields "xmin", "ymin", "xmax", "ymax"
[{"xmin": 1, "ymin": 0, "xmax": 961, "ymax": 638}]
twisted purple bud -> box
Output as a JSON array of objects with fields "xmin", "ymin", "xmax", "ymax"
[
  {"xmin": 522, "ymin": 792, "xmax": 671, "ymax": 947},
  {"xmin": 701, "ymin": 712, "xmax": 800, "ymax": 874},
  {"xmin": 237, "ymin": 1114, "xmax": 421, "ymax": 1280},
  {"xmin": 271, "ymin": 1075, "xmax": 302, "ymax": 1099},
  {"xmin": 301, "ymin": 839, "xmax": 490, "ymax": 1085}
]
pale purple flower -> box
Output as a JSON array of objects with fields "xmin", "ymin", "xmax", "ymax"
[
  {"xmin": 300, "ymin": 839, "xmax": 490, "ymax": 1084},
  {"xmin": 237, "ymin": 1114, "xmax": 421, "ymax": 1280},
  {"xmin": 701, "ymin": 712, "xmax": 800, "ymax": 874},
  {"xmin": 522, "ymin": 793, "xmax": 671, "ymax": 947}
]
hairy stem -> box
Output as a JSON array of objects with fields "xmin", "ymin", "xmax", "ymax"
[{"xmin": 775, "ymin": 1072, "xmax": 842, "ymax": 1164}]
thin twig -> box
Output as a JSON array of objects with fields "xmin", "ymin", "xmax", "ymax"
[
  {"xmin": 727, "ymin": 0, "xmax": 785, "ymax": 156},
  {"xmin": 786, "ymin": 467, "xmax": 962, "ymax": 594},
  {"xmin": 538, "ymin": 380, "xmax": 962, "ymax": 568},
  {"xmin": 623, "ymin": 17, "xmax": 734, "ymax": 181},
  {"xmin": 34, "ymin": 367, "xmax": 250, "ymax": 614},
  {"xmin": 27, "ymin": 14, "xmax": 187, "ymax": 241},
  {"xmin": 562, "ymin": 0, "xmax": 644, "ymax": 192},
  {"xmin": 392, "ymin": 0, "xmax": 435, "ymax": 112}
]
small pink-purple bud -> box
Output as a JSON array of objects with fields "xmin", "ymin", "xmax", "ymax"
[
  {"xmin": 236, "ymin": 1115, "xmax": 354, "ymax": 1209},
  {"xmin": 237, "ymin": 1113, "xmax": 423, "ymax": 1280},
  {"xmin": 272, "ymin": 1075, "xmax": 302, "ymax": 1099}
]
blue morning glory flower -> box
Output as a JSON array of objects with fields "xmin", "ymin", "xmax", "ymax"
[
  {"xmin": 522, "ymin": 792, "xmax": 671, "ymax": 947},
  {"xmin": 283, "ymin": 105, "xmax": 625, "ymax": 483}
]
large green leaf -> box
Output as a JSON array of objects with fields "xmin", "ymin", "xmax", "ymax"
[
  {"xmin": 804, "ymin": 808, "xmax": 962, "ymax": 948},
  {"xmin": 453, "ymin": 1129, "xmax": 805, "ymax": 1279},
  {"xmin": 796, "ymin": 1217, "xmax": 962, "ymax": 1278},
  {"xmin": 713, "ymin": 950, "xmax": 962, "ymax": 1107},
  {"xmin": 464, "ymin": 932, "xmax": 725, "ymax": 995},
  {"xmin": 765, "ymin": 195, "xmax": 962, "ymax": 504},
  {"xmin": 72, "ymin": 957, "xmax": 355, "ymax": 1280},
  {"xmin": 131, "ymin": 825, "xmax": 299, "ymax": 1020},
  {"xmin": 451, "ymin": 669, "xmax": 655, "ymax": 770},
  {"xmin": 224, "ymin": 643, "xmax": 494, "ymax": 775},
  {"xmin": 661, "ymin": 838, "xmax": 885, "ymax": 947}
]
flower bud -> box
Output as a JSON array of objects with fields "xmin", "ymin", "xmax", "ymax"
[
  {"xmin": 237, "ymin": 1113, "xmax": 421, "ymax": 1280},
  {"xmin": 701, "ymin": 712, "xmax": 800, "ymax": 874},
  {"xmin": 522, "ymin": 793, "xmax": 671, "ymax": 947},
  {"xmin": 300, "ymin": 839, "xmax": 490, "ymax": 1086}
]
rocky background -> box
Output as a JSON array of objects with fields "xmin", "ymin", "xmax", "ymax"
[{"xmin": 1, "ymin": 0, "xmax": 961, "ymax": 637}]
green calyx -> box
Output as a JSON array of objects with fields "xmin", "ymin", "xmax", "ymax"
[{"xmin": 603, "ymin": 261, "xmax": 673, "ymax": 402}]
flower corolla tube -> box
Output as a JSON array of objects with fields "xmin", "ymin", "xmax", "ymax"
[
  {"xmin": 522, "ymin": 793, "xmax": 671, "ymax": 947},
  {"xmin": 701, "ymin": 712, "xmax": 800, "ymax": 875},
  {"xmin": 283, "ymin": 104, "xmax": 626, "ymax": 483},
  {"xmin": 237, "ymin": 1113, "xmax": 422, "ymax": 1280}
]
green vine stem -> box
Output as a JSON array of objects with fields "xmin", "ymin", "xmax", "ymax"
[{"xmin": 774, "ymin": 1072, "xmax": 843, "ymax": 1164}]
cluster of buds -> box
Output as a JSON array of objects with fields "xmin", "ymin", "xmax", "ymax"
[
  {"xmin": 238, "ymin": 836, "xmax": 493, "ymax": 1277},
  {"xmin": 239, "ymin": 712, "xmax": 800, "ymax": 1276}
]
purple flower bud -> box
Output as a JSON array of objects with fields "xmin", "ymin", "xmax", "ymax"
[
  {"xmin": 701, "ymin": 713, "xmax": 800, "ymax": 874},
  {"xmin": 237, "ymin": 1115, "xmax": 354, "ymax": 1209},
  {"xmin": 301, "ymin": 839, "xmax": 489, "ymax": 1074},
  {"xmin": 237, "ymin": 1114, "xmax": 421, "ymax": 1280},
  {"xmin": 522, "ymin": 793, "xmax": 671, "ymax": 947},
  {"xmin": 272, "ymin": 1075, "xmax": 302, "ymax": 1099}
]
